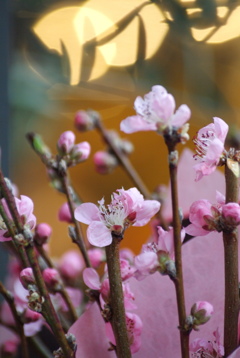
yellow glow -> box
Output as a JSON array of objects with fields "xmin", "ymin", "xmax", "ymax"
[
  {"xmin": 189, "ymin": 6, "xmax": 240, "ymax": 43},
  {"xmin": 33, "ymin": 1, "xmax": 167, "ymax": 85}
]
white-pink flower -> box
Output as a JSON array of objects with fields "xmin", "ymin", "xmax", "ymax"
[
  {"xmin": 0, "ymin": 195, "xmax": 36, "ymax": 242},
  {"xmin": 74, "ymin": 187, "xmax": 160, "ymax": 247},
  {"xmin": 120, "ymin": 85, "xmax": 190, "ymax": 136},
  {"xmin": 134, "ymin": 227, "xmax": 185, "ymax": 280},
  {"xmin": 190, "ymin": 328, "xmax": 224, "ymax": 357},
  {"xmin": 193, "ymin": 117, "xmax": 228, "ymax": 181}
]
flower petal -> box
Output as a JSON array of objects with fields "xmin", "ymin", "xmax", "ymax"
[
  {"xmin": 120, "ymin": 115, "xmax": 156, "ymax": 134},
  {"xmin": 134, "ymin": 200, "xmax": 160, "ymax": 226},
  {"xmin": 74, "ymin": 203, "xmax": 100, "ymax": 225},
  {"xmin": 87, "ymin": 222, "xmax": 112, "ymax": 247},
  {"xmin": 83, "ymin": 268, "xmax": 101, "ymax": 290},
  {"xmin": 171, "ymin": 104, "xmax": 191, "ymax": 127}
]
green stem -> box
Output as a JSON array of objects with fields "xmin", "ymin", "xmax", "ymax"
[
  {"xmin": 0, "ymin": 281, "xmax": 29, "ymax": 358},
  {"xmin": 223, "ymin": 163, "xmax": 239, "ymax": 356},
  {"xmin": 105, "ymin": 236, "xmax": 132, "ymax": 358},
  {"xmin": 168, "ymin": 150, "xmax": 189, "ymax": 358}
]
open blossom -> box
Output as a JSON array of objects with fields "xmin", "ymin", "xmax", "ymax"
[
  {"xmin": 193, "ymin": 117, "xmax": 228, "ymax": 181},
  {"xmin": 74, "ymin": 187, "xmax": 160, "ymax": 247},
  {"xmin": 106, "ymin": 312, "xmax": 143, "ymax": 354},
  {"xmin": 134, "ymin": 227, "xmax": 185, "ymax": 279},
  {"xmin": 190, "ymin": 328, "xmax": 224, "ymax": 357},
  {"xmin": 120, "ymin": 85, "xmax": 190, "ymax": 138},
  {"xmin": 0, "ymin": 195, "xmax": 36, "ymax": 242}
]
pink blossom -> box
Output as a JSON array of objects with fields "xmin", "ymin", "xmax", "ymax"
[
  {"xmin": 58, "ymin": 202, "xmax": 73, "ymax": 223},
  {"xmin": 120, "ymin": 258, "xmax": 136, "ymax": 281},
  {"xmin": 106, "ymin": 312, "xmax": 143, "ymax": 354},
  {"xmin": 83, "ymin": 268, "xmax": 136, "ymax": 310},
  {"xmin": 134, "ymin": 227, "xmax": 185, "ymax": 279},
  {"xmin": 120, "ymin": 85, "xmax": 190, "ymax": 137},
  {"xmin": 59, "ymin": 250, "xmax": 84, "ymax": 281},
  {"xmin": 185, "ymin": 199, "xmax": 220, "ymax": 236},
  {"xmin": 193, "ymin": 117, "xmax": 228, "ymax": 181},
  {"xmin": 0, "ymin": 195, "xmax": 36, "ymax": 242},
  {"xmin": 57, "ymin": 131, "xmax": 76, "ymax": 154},
  {"xmin": 93, "ymin": 151, "xmax": 118, "ymax": 174},
  {"xmin": 74, "ymin": 187, "xmax": 160, "ymax": 247},
  {"xmin": 190, "ymin": 328, "xmax": 224, "ymax": 357}
]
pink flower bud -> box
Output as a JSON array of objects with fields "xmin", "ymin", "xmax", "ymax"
[
  {"xmin": 19, "ymin": 268, "xmax": 35, "ymax": 289},
  {"xmin": 35, "ymin": 223, "xmax": 52, "ymax": 245},
  {"xmin": 58, "ymin": 202, "xmax": 73, "ymax": 223},
  {"xmin": 191, "ymin": 301, "xmax": 213, "ymax": 326},
  {"xmin": 222, "ymin": 203, "xmax": 240, "ymax": 226},
  {"xmin": 87, "ymin": 248, "xmax": 105, "ymax": 268},
  {"xmin": 75, "ymin": 110, "xmax": 96, "ymax": 131},
  {"xmin": 23, "ymin": 308, "xmax": 42, "ymax": 323},
  {"xmin": 59, "ymin": 250, "xmax": 84, "ymax": 281},
  {"xmin": 1, "ymin": 340, "xmax": 19, "ymax": 355},
  {"xmin": 72, "ymin": 141, "xmax": 91, "ymax": 162},
  {"xmin": 42, "ymin": 268, "xmax": 61, "ymax": 290},
  {"xmin": 93, "ymin": 151, "xmax": 118, "ymax": 174},
  {"xmin": 57, "ymin": 131, "xmax": 75, "ymax": 154}
]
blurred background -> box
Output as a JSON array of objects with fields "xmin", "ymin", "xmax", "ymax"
[{"xmin": 1, "ymin": 0, "xmax": 240, "ymax": 265}]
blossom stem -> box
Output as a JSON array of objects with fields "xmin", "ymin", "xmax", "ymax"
[
  {"xmin": 60, "ymin": 174, "xmax": 91, "ymax": 268},
  {"xmin": 0, "ymin": 281, "xmax": 29, "ymax": 358},
  {"xmin": 35, "ymin": 244, "xmax": 78, "ymax": 323},
  {"xmin": 167, "ymin": 150, "xmax": 189, "ymax": 358},
  {"xmin": 223, "ymin": 163, "xmax": 239, "ymax": 356},
  {"xmin": 0, "ymin": 170, "xmax": 74, "ymax": 358},
  {"xmin": 0, "ymin": 200, "xmax": 29, "ymax": 268},
  {"xmin": 105, "ymin": 235, "xmax": 132, "ymax": 358},
  {"xmin": 95, "ymin": 118, "xmax": 151, "ymax": 199}
]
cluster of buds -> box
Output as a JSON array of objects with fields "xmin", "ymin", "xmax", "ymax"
[
  {"xmin": 186, "ymin": 198, "xmax": 240, "ymax": 237},
  {"xmin": 57, "ymin": 131, "xmax": 91, "ymax": 167}
]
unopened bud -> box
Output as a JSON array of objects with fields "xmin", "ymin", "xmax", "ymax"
[
  {"xmin": 222, "ymin": 202, "xmax": 240, "ymax": 227},
  {"xmin": 75, "ymin": 110, "xmax": 96, "ymax": 131},
  {"xmin": 71, "ymin": 141, "xmax": 91, "ymax": 163},
  {"xmin": 35, "ymin": 223, "xmax": 52, "ymax": 245},
  {"xmin": 42, "ymin": 268, "xmax": 62, "ymax": 292},
  {"xmin": 57, "ymin": 131, "xmax": 75, "ymax": 155},
  {"xmin": 93, "ymin": 151, "xmax": 118, "ymax": 174},
  {"xmin": 20, "ymin": 267, "xmax": 35, "ymax": 289},
  {"xmin": 190, "ymin": 301, "xmax": 213, "ymax": 329},
  {"xmin": 58, "ymin": 203, "xmax": 73, "ymax": 223}
]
